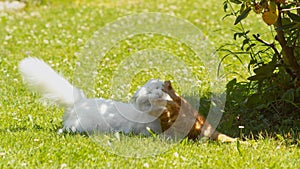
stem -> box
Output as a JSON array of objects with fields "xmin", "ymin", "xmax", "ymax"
[
  {"xmin": 253, "ymin": 34, "xmax": 296, "ymax": 79},
  {"xmin": 275, "ymin": 4, "xmax": 300, "ymax": 85},
  {"xmin": 227, "ymin": 0, "xmax": 256, "ymax": 61},
  {"xmin": 281, "ymin": 6, "xmax": 300, "ymax": 12},
  {"xmin": 253, "ymin": 34, "xmax": 280, "ymax": 58}
]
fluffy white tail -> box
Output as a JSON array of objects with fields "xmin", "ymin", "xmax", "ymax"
[{"xmin": 19, "ymin": 57, "xmax": 84, "ymax": 107}]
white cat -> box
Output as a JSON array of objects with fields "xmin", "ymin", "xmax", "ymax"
[
  {"xmin": 19, "ymin": 57, "xmax": 169, "ymax": 135},
  {"xmin": 131, "ymin": 79, "xmax": 172, "ymax": 117}
]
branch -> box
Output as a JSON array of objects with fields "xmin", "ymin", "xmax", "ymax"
[
  {"xmin": 253, "ymin": 34, "xmax": 281, "ymax": 58},
  {"xmin": 253, "ymin": 34, "xmax": 296, "ymax": 79},
  {"xmin": 275, "ymin": 4, "xmax": 300, "ymax": 85},
  {"xmin": 281, "ymin": 6, "xmax": 300, "ymax": 12}
]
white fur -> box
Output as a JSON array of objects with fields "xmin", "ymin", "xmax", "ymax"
[
  {"xmin": 19, "ymin": 57, "xmax": 168, "ymax": 135},
  {"xmin": 131, "ymin": 79, "xmax": 172, "ymax": 117},
  {"xmin": 19, "ymin": 58, "xmax": 82, "ymax": 107}
]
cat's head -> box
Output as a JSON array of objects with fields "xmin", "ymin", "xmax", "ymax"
[{"xmin": 131, "ymin": 79, "xmax": 171, "ymax": 114}]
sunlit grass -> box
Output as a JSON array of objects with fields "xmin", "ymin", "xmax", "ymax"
[{"xmin": 0, "ymin": 0, "xmax": 299, "ymax": 168}]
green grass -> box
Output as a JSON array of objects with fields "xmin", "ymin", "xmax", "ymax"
[{"xmin": 0, "ymin": 0, "xmax": 299, "ymax": 168}]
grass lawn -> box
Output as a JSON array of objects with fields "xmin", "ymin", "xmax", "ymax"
[{"xmin": 0, "ymin": 0, "xmax": 299, "ymax": 168}]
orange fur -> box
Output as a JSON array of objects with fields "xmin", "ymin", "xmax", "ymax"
[{"xmin": 159, "ymin": 81, "xmax": 236, "ymax": 142}]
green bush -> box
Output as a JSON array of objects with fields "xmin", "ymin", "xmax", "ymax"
[{"xmin": 220, "ymin": 0, "xmax": 300, "ymax": 139}]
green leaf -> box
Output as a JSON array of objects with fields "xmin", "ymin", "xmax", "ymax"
[
  {"xmin": 240, "ymin": 3, "xmax": 245, "ymax": 14},
  {"xmin": 287, "ymin": 12, "xmax": 300, "ymax": 22},
  {"xmin": 253, "ymin": 64, "xmax": 276, "ymax": 75},
  {"xmin": 248, "ymin": 61, "xmax": 277, "ymax": 81},
  {"xmin": 223, "ymin": 1, "xmax": 228, "ymax": 12},
  {"xmin": 226, "ymin": 78, "xmax": 237, "ymax": 91},
  {"xmin": 282, "ymin": 89, "xmax": 295, "ymax": 102},
  {"xmin": 236, "ymin": 140, "xmax": 243, "ymax": 156},
  {"xmin": 241, "ymin": 38, "xmax": 250, "ymax": 50},
  {"xmin": 246, "ymin": 43, "xmax": 256, "ymax": 51},
  {"xmin": 247, "ymin": 74, "xmax": 267, "ymax": 81},
  {"xmin": 180, "ymin": 138, "xmax": 189, "ymax": 146},
  {"xmin": 276, "ymin": 22, "xmax": 297, "ymax": 30},
  {"xmin": 222, "ymin": 13, "xmax": 234, "ymax": 20},
  {"xmin": 233, "ymin": 32, "xmax": 244, "ymax": 40},
  {"xmin": 246, "ymin": 93, "xmax": 261, "ymax": 108},
  {"xmin": 234, "ymin": 7, "xmax": 251, "ymax": 25},
  {"xmin": 276, "ymin": 134, "xmax": 285, "ymax": 142},
  {"xmin": 295, "ymin": 86, "xmax": 300, "ymax": 98},
  {"xmin": 230, "ymin": 0, "xmax": 242, "ymax": 4},
  {"xmin": 233, "ymin": 30, "xmax": 249, "ymax": 40}
]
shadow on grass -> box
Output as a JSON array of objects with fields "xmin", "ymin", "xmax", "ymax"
[
  {"xmin": 222, "ymin": 79, "xmax": 299, "ymax": 142},
  {"xmin": 184, "ymin": 78, "xmax": 300, "ymax": 143}
]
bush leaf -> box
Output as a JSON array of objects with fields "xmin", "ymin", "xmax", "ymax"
[
  {"xmin": 234, "ymin": 7, "xmax": 251, "ymax": 25},
  {"xmin": 287, "ymin": 12, "xmax": 300, "ymax": 22},
  {"xmin": 282, "ymin": 89, "xmax": 295, "ymax": 102},
  {"xmin": 230, "ymin": 0, "xmax": 242, "ymax": 4}
]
